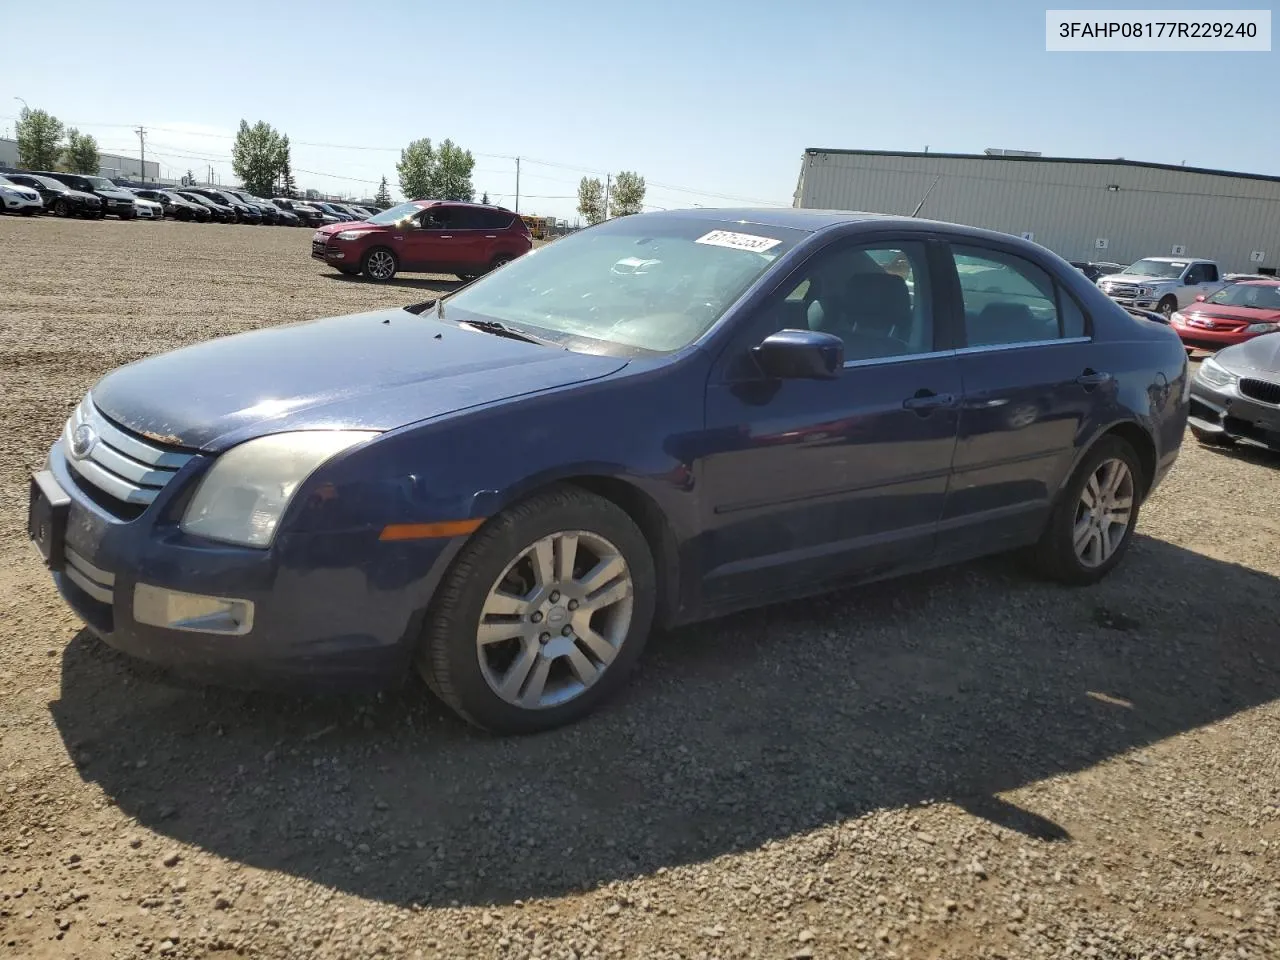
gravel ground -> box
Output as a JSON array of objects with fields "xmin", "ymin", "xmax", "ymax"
[{"xmin": 1, "ymin": 216, "xmax": 1277, "ymax": 960}]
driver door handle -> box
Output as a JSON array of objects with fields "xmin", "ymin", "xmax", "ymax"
[
  {"xmin": 903, "ymin": 389, "xmax": 956, "ymax": 414},
  {"xmin": 439, "ymin": 234, "xmax": 453, "ymax": 239}
]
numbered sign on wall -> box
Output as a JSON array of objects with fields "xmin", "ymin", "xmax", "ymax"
[
  {"xmin": 1171, "ymin": 244, "xmax": 1186, "ymax": 256},
  {"xmin": 1251, "ymin": 251, "xmax": 1266, "ymax": 264},
  {"xmin": 1095, "ymin": 238, "xmax": 1109, "ymax": 250},
  {"xmin": 1020, "ymin": 231, "xmax": 1034, "ymax": 241}
]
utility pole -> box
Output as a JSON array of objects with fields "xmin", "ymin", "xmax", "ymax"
[
  {"xmin": 604, "ymin": 173, "xmax": 611, "ymax": 220},
  {"xmin": 514, "ymin": 156, "xmax": 521, "ymax": 213},
  {"xmin": 135, "ymin": 126, "xmax": 147, "ymax": 182}
]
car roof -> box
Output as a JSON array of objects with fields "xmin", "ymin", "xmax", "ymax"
[
  {"xmin": 1139, "ymin": 255, "xmax": 1208, "ymax": 262},
  {"xmin": 1236, "ymin": 279, "xmax": 1280, "ymax": 286}
]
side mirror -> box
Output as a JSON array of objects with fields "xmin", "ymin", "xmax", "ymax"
[
  {"xmin": 1184, "ymin": 277, "xmax": 1197, "ymax": 285},
  {"xmin": 1195, "ymin": 294, "xmax": 1206, "ymax": 301},
  {"xmin": 752, "ymin": 329, "xmax": 844, "ymax": 380}
]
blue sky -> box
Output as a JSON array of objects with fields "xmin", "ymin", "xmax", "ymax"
[{"xmin": 2, "ymin": 1, "xmax": 1276, "ymax": 221}]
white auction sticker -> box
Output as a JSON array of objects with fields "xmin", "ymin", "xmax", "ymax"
[
  {"xmin": 695, "ymin": 230, "xmax": 782, "ymax": 253},
  {"xmin": 1046, "ymin": 10, "xmax": 1271, "ymax": 52}
]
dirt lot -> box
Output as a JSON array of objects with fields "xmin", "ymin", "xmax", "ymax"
[{"xmin": 1, "ymin": 216, "xmax": 1278, "ymax": 960}]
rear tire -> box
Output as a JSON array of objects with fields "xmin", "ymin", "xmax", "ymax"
[
  {"xmin": 361, "ymin": 247, "xmax": 398, "ymax": 282},
  {"xmin": 1031, "ymin": 436, "xmax": 1143, "ymax": 585},
  {"xmin": 488, "ymin": 252, "xmax": 515, "ymax": 273},
  {"xmin": 416, "ymin": 486, "xmax": 656, "ymax": 735}
]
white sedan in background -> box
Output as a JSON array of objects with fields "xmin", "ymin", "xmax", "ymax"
[
  {"xmin": 131, "ymin": 194, "xmax": 164, "ymax": 220},
  {"xmin": 0, "ymin": 176, "xmax": 44, "ymax": 215}
]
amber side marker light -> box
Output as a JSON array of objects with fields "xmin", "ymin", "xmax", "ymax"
[{"xmin": 379, "ymin": 519, "xmax": 486, "ymax": 541}]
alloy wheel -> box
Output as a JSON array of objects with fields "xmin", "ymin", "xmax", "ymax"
[
  {"xmin": 365, "ymin": 251, "xmax": 396, "ymax": 280},
  {"xmin": 476, "ymin": 530, "xmax": 634, "ymax": 710},
  {"xmin": 1072, "ymin": 458, "xmax": 1134, "ymax": 567}
]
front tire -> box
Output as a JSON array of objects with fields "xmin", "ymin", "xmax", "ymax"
[
  {"xmin": 361, "ymin": 247, "xmax": 398, "ymax": 282},
  {"xmin": 53, "ymin": 199, "xmax": 70, "ymax": 217},
  {"xmin": 1158, "ymin": 296, "xmax": 1177, "ymax": 319},
  {"xmin": 1032, "ymin": 436, "xmax": 1143, "ymax": 585},
  {"xmin": 417, "ymin": 486, "xmax": 656, "ymax": 735}
]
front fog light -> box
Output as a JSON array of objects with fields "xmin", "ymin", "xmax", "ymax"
[{"xmin": 134, "ymin": 584, "xmax": 255, "ymax": 635}]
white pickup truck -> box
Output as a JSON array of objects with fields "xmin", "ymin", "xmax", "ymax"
[{"xmin": 1096, "ymin": 257, "xmax": 1227, "ymax": 318}]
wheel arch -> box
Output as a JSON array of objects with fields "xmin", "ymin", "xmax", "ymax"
[
  {"xmin": 1066, "ymin": 420, "xmax": 1158, "ymax": 502},
  {"xmin": 469, "ymin": 470, "xmax": 684, "ymax": 630}
]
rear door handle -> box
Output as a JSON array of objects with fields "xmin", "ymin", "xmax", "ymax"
[
  {"xmin": 1076, "ymin": 369, "xmax": 1113, "ymax": 388},
  {"xmin": 485, "ymin": 234, "xmax": 497, "ymax": 239},
  {"xmin": 439, "ymin": 234, "xmax": 453, "ymax": 239},
  {"xmin": 903, "ymin": 390, "xmax": 956, "ymax": 413}
]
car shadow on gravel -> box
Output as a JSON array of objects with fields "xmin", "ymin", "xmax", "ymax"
[
  {"xmin": 47, "ymin": 533, "xmax": 1280, "ymax": 907},
  {"xmin": 319, "ymin": 273, "xmax": 466, "ymax": 293}
]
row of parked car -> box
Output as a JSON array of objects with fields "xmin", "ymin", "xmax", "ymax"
[{"xmin": 0, "ymin": 169, "xmax": 381, "ymax": 227}]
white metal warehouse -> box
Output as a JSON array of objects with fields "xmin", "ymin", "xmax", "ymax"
[{"xmin": 793, "ymin": 148, "xmax": 1280, "ymax": 275}]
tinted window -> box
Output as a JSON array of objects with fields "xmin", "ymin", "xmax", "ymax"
[
  {"xmin": 447, "ymin": 206, "xmax": 487, "ymax": 229},
  {"xmin": 950, "ymin": 246, "xmax": 1071, "ymax": 346},
  {"xmin": 480, "ymin": 209, "xmax": 513, "ymax": 229},
  {"xmin": 770, "ymin": 241, "xmax": 935, "ymax": 361},
  {"xmin": 421, "ymin": 207, "xmax": 453, "ymax": 229}
]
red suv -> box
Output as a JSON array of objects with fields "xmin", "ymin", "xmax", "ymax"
[{"xmin": 311, "ymin": 200, "xmax": 532, "ymax": 282}]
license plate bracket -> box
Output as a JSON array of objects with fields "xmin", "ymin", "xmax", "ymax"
[{"xmin": 28, "ymin": 470, "xmax": 70, "ymax": 571}]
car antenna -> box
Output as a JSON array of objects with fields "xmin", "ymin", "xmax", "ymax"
[{"xmin": 910, "ymin": 176, "xmax": 940, "ymax": 218}]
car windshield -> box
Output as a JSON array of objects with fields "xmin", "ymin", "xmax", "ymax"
[
  {"xmin": 83, "ymin": 176, "xmax": 117, "ymax": 191},
  {"xmin": 365, "ymin": 201, "xmax": 422, "ymax": 225},
  {"xmin": 1124, "ymin": 259, "xmax": 1187, "ymax": 279},
  {"xmin": 439, "ymin": 214, "xmax": 805, "ymax": 354},
  {"xmin": 1205, "ymin": 283, "xmax": 1280, "ymax": 310}
]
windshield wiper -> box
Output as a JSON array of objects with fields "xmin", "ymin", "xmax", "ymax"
[{"xmin": 459, "ymin": 319, "xmax": 554, "ymax": 346}]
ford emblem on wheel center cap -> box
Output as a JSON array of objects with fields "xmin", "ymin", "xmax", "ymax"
[{"xmin": 69, "ymin": 424, "xmax": 97, "ymax": 460}]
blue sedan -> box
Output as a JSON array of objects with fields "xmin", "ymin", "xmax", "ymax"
[{"xmin": 27, "ymin": 209, "xmax": 1190, "ymax": 734}]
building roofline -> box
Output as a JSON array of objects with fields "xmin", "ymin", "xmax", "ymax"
[{"xmin": 803, "ymin": 147, "xmax": 1280, "ymax": 186}]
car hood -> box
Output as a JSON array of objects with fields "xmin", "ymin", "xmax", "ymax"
[
  {"xmin": 96, "ymin": 187, "xmax": 135, "ymax": 200},
  {"xmin": 89, "ymin": 307, "xmax": 629, "ymax": 452},
  {"xmin": 62, "ymin": 189, "xmax": 99, "ymax": 201},
  {"xmin": 1101, "ymin": 273, "xmax": 1178, "ymax": 287},
  {"xmin": 315, "ymin": 221, "xmax": 382, "ymax": 237},
  {"xmin": 1215, "ymin": 331, "xmax": 1280, "ymax": 375},
  {"xmin": 1182, "ymin": 303, "xmax": 1280, "ymax": 323}
]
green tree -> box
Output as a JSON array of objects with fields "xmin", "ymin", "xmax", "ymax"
[
  {"xmin": 480, "ymin": 191, "xmax": 490, "ymax": 205},
  {"xmin": 15, "ymin": 108, "xmax": 64, "ymax": 171},
  {"xmin": 577, "ymin": 176, "xmax": 605, "ymax": 225},
  {"xmin": 232, "ymin": 119, "xmax": 288, "ymax": 197},
  {"xmin": 61, "ymin": 128, "xmax": 100, "ymax": 175},
  {"xmin": 429, "ymin": 139, "xmax": 475, "ymax": 201},
  {"xmin": 375, "ymin": 176, "xmax": 392, "ymax": 208},
  {"xmin": 278, "ymin": 135, "xmax": 296, "ymax": 196},
  {"xmin": 184, "ymin": 168, "xmax": 196, "ymax": 186},
  {"xmin": 609, "ymin": 170, "xmax": 646, "ymax": 218},
  {"xmin": 397, "ymin": 138, "xmax": 434, "ymax": 199}
]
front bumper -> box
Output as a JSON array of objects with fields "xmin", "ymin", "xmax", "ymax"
[
  {"xmin": 1170, "ymin": 317, "xmax": 1257, "ymax": 350},
  {"xmin": 29, "ymin": 437, "xmax": 459, "ymax": 690},
  {"xmin": 1189, "ymin": 373, "xmax": 1280, "ymax": 451},
  {"xmin": 2, "ymin": 195, "xmax": 42, "ymax": 211}
]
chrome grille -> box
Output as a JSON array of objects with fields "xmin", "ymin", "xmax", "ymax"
[
  {"xmin": 1103, "ymin": 284, "xmax": 1138, "ymax": 298},
  {"xmin": 63, "ymin": 396, "xmax": 194, "ymax": 508}
]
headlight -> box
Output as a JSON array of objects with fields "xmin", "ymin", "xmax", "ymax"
[
  {"xmin": 1196, "ymin": 357, "xmax": 1238, "ymax": 389},
  {"xmin": 1244, "ymin": 322, "xmax": 1280, "ymax": 334},
  {"xmin": 180, "ymin": 431, "xmax": 378, "ymax": 548},
  {"xmin": 335, "ymin": 230, "xmax": 367, "ymax": 241},
  {"xmin": 1136, "ymin": 286, "xmax": 1151, "ymax": 297}
]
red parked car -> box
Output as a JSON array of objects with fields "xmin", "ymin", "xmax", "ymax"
[
  {"xmin": 311, "ymin": 200, "xmax": 532, "ymax": 282},
  {"xmin": 1170, "ymin": 280, "xmax": 1280, "ymax": 349}
]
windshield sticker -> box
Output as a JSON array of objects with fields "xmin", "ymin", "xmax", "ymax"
[{"xmin": 695, "ymin": 230, "xmax": 782, "ymax": 253}]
